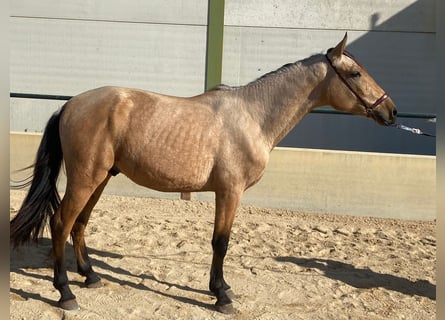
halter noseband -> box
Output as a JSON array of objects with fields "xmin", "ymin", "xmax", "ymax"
[{"xmin": 325, "ymin": 52, "xmax": 388, "ymax": 113}]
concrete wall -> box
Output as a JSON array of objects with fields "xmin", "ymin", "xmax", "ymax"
[
  {"xmin": 10, "ymin": 132, "xmax": 435, "ymax": 221},
  {"xmin": 221, "ymin": 0, "xmax": 436, "ymax": 155},
  {"xmin": 10, "ymin": 0, "xmax": 437, "ymax": 155},
  {"xmin": 10, "ymin": 1, "xmax": 208, "ymax": 131}
]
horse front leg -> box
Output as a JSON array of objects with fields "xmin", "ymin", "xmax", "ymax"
[{"xmin": 209, "ymin": 189, "xmax": 242, "ymax": 314}]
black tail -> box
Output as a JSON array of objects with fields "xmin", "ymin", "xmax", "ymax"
[{"xmin": 10, "ymin": 108, "xmax": 64, "ymax": 247}]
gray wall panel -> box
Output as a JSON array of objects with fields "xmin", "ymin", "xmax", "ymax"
[
  {"xmin": 10, "ymin": 17, "xmax": 207, "ymax": 97},
  {"xmin": 225, "ymin": 0, "xmax": 435, "ymax": 32},
  {"xmin": 10, "ymin": 99, "xmax": 63, "ymax": 132},
  {"xmin": 347, "ymin": 31, "xmax": 436, "ymax": 114},
  {"xmin": 222, "ymin": 27, "xmax": 327, "ymax": 86},
  {"xmin": 12, "ymin": 0, "xmax": 208, "ymax": 25},
  {"xmin": 221, "ymin": 1, "xmax": 436, "ymax": 155},
  {"xmin": 222, "ymin": 28, "xmax": 436, "ymax": 113}
]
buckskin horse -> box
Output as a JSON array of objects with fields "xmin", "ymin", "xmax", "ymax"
[{"xmin": 10, "ymin": 34, "xmax": 397, "ymax": 313}]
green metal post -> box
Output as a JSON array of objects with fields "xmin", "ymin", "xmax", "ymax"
[{"xmin": 205, "ymin": 0, "xmax": 225, "ymax": 90}]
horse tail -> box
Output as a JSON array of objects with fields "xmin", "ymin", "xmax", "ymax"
[{"xmin": 10, "ymin": 107, "xmax": 65, "ymax": 248}]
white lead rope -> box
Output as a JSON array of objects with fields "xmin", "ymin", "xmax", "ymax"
[{"xmin": 391, "ymin": 123, "xmax": 436, "ymax": 138}]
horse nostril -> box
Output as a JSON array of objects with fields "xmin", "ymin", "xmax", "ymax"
[{"xmin": 392, "ymin": 109, "xmax": 397, "ymax": 117}]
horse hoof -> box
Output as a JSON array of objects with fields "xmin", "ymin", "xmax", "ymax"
[
  {"xmin": 225, "ymin": 288, "xmax": 237, "ymax": 301},
  {"xmin": 86, "ymin": 279, "xmax": 103, "ymax": 288},
  {"xmin": 216, "ymin": 303, "xmax": 235, "ymax": 314},
  {"xmin": 58, "ymin": 298, "xmax": 80, "ymax": 311}
]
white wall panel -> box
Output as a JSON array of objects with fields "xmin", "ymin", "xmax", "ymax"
[
  {"xmin": 10, "ymin": 18, "xmax": 207, "ymax": 97},
  {"xmin": 10, "ymin": 99, "xmax": 63, "ymax": 132},
  {"xmin": 224, "ymin": 0, "xmax": 435, "ymax": 32},
  {"xmin": 222, "ymin": 28, "xmax": 340, "ymax": 86},
  {"xmin": 11, "ymin": 0, "xmax": 208, "ymax": 25}
]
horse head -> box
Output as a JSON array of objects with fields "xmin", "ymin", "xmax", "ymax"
[{"xmin": 325, "ymin": 33, "xmax": 397, "ymax": 126}]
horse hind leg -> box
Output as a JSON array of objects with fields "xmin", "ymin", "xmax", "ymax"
[
  {"xmin": 71, "ymin": 175, "xmax": 111, "ymax": 289},
  {"xmin": 50, "ymin": 172, "xmax": 110, "ymax": 310}
]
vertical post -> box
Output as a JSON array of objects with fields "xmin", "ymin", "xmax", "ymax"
[
  {"xmin": 205, "ymin": 0, "xmax": 225, "ymax": 91},
  {"xmin": 436, "ymin": 3, "xmax": 444, "ymax": 318},
  {"xmin": 181, "ymin": 0, "xmax": 225, "ymax": 201},
  {"xmin": 180, "ymin": 192, "xmax": 192, "ymax": 200}
]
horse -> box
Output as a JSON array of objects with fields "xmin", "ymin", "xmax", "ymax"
[{"xmin": 10, "ymin": 34, "xmax": 397, "ymax": 314}]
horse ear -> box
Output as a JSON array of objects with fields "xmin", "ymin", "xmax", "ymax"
[{"xmin": 328, "ymin": 33, "xmax": 348, "ymax": 60}]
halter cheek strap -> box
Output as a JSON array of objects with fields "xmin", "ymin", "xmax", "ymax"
[
  {"xmin": 325, "ymin": 54, "xmax": 388, "ymax": 112},
  {"xmin": 370, "ymin": 93, "xmax": 388, "ymax": 109}
]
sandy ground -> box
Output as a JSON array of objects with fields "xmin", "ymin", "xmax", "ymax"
[{"xmin": 10, "ymin": 189, "xmax": 436, "ymax": 319}]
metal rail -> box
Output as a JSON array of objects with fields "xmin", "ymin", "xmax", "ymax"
[
  {"xmin": 311, "ymin": 108, "xmax": 436, "ymax": 119},
  {"xmin": 10, "ymin": 92, "xmax": 436, "ymax": 120},
  {"xmin": 10, "ymin": 92, "xmax": 73, "ymax": 101}
]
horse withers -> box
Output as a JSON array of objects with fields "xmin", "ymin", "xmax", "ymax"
[{"xmin": 10, "ymin": 34, "xmax": 397, "ymax": 314}]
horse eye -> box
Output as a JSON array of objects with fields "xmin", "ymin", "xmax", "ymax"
[{"xmin": 350, "ymin": 71, "xmax": 361, "ymax": 78}]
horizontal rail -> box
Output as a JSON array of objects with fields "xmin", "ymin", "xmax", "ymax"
[
  {"xmin": 10, "ymin": 92, "xmax": 436, "ymax": 120},
  {"xmin": 10, "ymin": 92, "xmax": 74, "ymax": 101},
  {"xmin": 311, "ymin": 108, "xmax": 436, "ymax": 119}
]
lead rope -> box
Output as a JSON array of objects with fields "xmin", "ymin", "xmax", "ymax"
[{"xmin": 391, "ymin": 120, "xmax": 436, "ymax": 138}]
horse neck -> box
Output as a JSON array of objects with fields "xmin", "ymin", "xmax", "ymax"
[{"xmin": 235, "ymin": 54, "xmax": 328, "ymax": 150}]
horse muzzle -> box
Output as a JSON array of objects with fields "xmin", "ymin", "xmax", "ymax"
[{"xmin": 368, "ymin": 97, "xmax": 397, "ymax": 126}]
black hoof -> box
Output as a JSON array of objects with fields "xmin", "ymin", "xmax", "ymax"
[
  {"xmin": 215, "ymin": 302, "xmax": 235, "ymax": 314},
  {"xmin": 86, "ymin": 279, "xmax": 103, "ymax": 288},
  {"xmin": 85, "ymin": 273, "xmax": 102, "ymax": 288},
  {"xmin": 210, "ymin": 288, "xmax": 236, "ymax": 299},
  {"xmin": 58, "ymin": 298, "xmax": 80, "ymax": 310}
]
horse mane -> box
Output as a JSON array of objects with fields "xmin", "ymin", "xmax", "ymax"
[
  {"xmin": 210, "ymin": 53, "xmax": 324, "ymax": 92},
  {"xmin": 209, "ymin": 84, "xmax": 236, "ymax": 91}
]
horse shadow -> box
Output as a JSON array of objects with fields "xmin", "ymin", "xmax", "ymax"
[
  {"xmin": 10, "ymin": 238, "xmax": 215, "ymax": 310},
  {"xmin": 274, "ymin": 256, "xmax": 435, "ymax": 300}
]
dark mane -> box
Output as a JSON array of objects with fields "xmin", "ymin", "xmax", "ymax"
[
  {"xmin": 209, "ymin": 84, "xmax": 236, "ymax": 91},
  {"xmin": 209, "ymin": 53, "xmax": 324, "ymax": 91}
]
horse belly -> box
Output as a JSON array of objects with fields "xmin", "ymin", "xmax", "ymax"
[
  {"xmin": 117, "ymin": 130, "xmax": 217, "ymax": 192},
  {"xmin": 129, "ymin": 152, "xmax": 214, "ymax": 192}
]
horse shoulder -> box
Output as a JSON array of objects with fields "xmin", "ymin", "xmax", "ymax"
[{"xmin": 212, "ymin": 109, "xmax": 270, "ymax": 189}]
